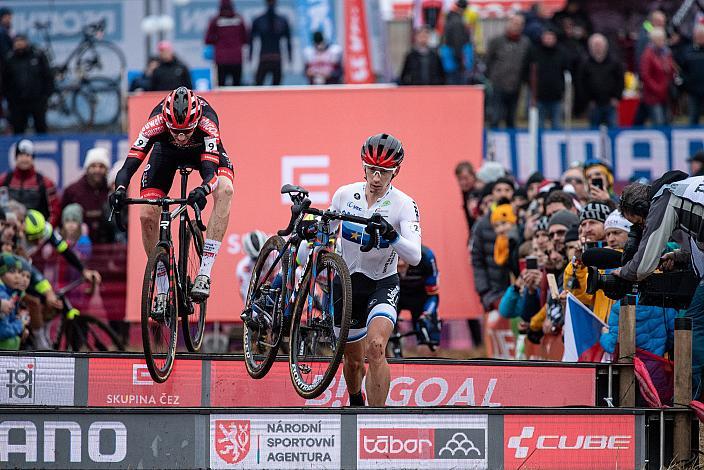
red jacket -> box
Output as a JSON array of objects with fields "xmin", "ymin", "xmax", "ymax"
[
  {"xmin": 639, "ymin": 45, "xmax": 675, "ymax": 105},
  {"xmin": 0, "ymin": 166, "xmax": 59, "ymax": 227},
  {"xmin": 204, "ymin": 0, "xmax": 248, "ymax": 65}
]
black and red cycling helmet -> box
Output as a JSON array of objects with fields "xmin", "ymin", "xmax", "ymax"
[
  {"xmin": 162, "ymin": 87, "xmax": 202, "ymax": 131},
  {"xmin": 361, "ymin": 133, "xmax": 404, "ymax": 168}
]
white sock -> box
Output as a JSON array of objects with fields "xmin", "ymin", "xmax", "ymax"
[
  {"xmin": 198, "ymin": 239, "xmax": 221, "ymax": 278},
  {"xmin": 156, "ymin": 261, "xmax": 169, "ymax": 295}
]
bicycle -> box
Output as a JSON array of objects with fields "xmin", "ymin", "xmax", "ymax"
[
  {"xmin": 387, "ymin": 315, "xmax": 440, "ymax": 358},
  {"xmin": 46, "ymin": 276, "xmax": 124, "ymax": 352},
  {"xmin": 34, "ymin": 19, "xmax": 124, "ymax": 129},
  {"xmin": 114, "ymin": 166, "xmax": 208, "ymax": 383},
  {"xmin": 241, "ymin": 184, "xmax": 382, "ymax": 399}
]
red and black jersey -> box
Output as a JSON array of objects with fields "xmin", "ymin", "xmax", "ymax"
[{"xmin": 115, "ymin": 96, "xmax": 232, "ymax": 193}]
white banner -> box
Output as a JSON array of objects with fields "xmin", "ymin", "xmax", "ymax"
[
  {"xmin": 0, "ymin": 357, "xmax": 74, "ymax": 406},
  {"xmin": 209, "ymin": 414, "xmax": 341, "ymax": 469}
]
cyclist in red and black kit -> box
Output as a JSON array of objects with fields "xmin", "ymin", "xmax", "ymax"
[{"xmin": 109, "ymin": 87, "xmax": 234, "ymax": 301}]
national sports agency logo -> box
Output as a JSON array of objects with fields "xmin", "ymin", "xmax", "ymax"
[
  {"xmin": 215, "ymin": 420, "xmax": 251, "ymax": 464},
  {"xmin": 504, "ymin": 416, "xmax": 635, "ymax": 470}
]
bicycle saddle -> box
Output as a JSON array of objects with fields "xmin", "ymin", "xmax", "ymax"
[{"xmin": 280, "ymin": 184, "xmax": 308, "ymax": 195}]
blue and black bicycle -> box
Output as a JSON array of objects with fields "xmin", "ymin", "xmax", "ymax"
[{"xmin": 241, "ymin": 184, "xmax": 381, "ymax": 399}]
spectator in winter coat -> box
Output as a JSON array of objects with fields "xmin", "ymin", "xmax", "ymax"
[
  {"xmin": 399, "ymin": 26, "xmax": 445, "ymax": 86},
  {"xmin": 2, "ymin": 35, "xmax": 53, "ymax": 134},
  {"xmin": 486, "ymin": 14, "xmax": 530, "ymax": 128},
  {"xmin": 304, "ymin": 31, "xmax": 343, "ymax": 85},
  {"xmin": 61, "ymin": 147, "xmax": 113, "ymax": 244},
  {"xmin": 250, "ymin": 0, "xmax": 291, "ymax": 86},
  {"xmin": 0, "ymin": 254, "xmax": 27, "ymax": 350},
  {"xmin": 0, "ymin": 8, "xmax": 12, "ymax": 61},
  {"xmin": 635, "ymin": 10, "xmax": 667, "ymax": 69},
  {"xmin": 442, "ymin": 0, "xmax": 470, "ymax": 85},
  {"xmin": 150, "ymin": 41, "xmax": 192, "ymax": 91},
  {"xmin": 580, "ymin": 34, "xmax": 624, "ymax": 128},
  {"xmin": 471, "ymin": 178, "xmax": 515, "ymax": 312},
  {"xmin": 638, "ymin": 28, "xmax": 675, "ymax": 126},
  {"xmin": 523, "ymin": 27, "xmax": 570, "ymax": 129},
  {"xmin": 205, "ymin": 0, "xmax": 248, "ymax": 87},
  {"xmin": 600, "ymin": 299, "xmax": 676, "ymax": 357},
  {"xmin": 679, "ymin": 25, "xmax": 704, "ymax": 125},
  {"xmin": 129, "ymin": 56, "xmax": 159, "ymax": 92},
  {"xmin": 0, "ymin": 139, "xmax": 60, "ymax": 227},
  {"xmin": 523, "ymin": 3, "xmax": 553, "ymax": 45}
]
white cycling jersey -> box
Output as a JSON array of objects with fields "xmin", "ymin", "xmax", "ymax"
[{"xmin": 329, "ymin": 182, "xmax": 422, "ymax": 280}]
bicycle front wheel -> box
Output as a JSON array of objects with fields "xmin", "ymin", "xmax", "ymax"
[
  {"xmin": 289, "ymin": 251, "xmax": 351, "ymax": 399},
  {"xmin": 180, "ymin": 219, "xmax": 206, "ymax": 352},
  {"xmin": 141, "ymin": 246, "xmax": 178, "ymax": 383},
  {"xmin": 242, "ymin": 235, "xmax": 287, "ymax": 379}
]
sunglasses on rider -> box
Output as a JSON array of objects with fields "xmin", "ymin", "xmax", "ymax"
[{"xmin": 363, "ymin": 163, "xmax": 395, "ymax": 178}]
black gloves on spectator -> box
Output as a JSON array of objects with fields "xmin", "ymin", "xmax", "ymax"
[
  {"xmin": 188, "ymin": 186, "xmax": 208, "ymax": 210},
  {"xmin": 109, "ymin": 186, "xmax": 127, "ymax": 211},
  {"xmin": 368, "ymin": 213, "xmax": 399, "ymax": 242},
  {"xmin": 526, "ymin": 328, "xmax": 544, "ymax": 345}
]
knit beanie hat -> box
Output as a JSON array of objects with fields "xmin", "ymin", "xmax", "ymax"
[
  {"xmin": 580, "ymin": 201, "xmax": 612, "ymax": 224},
  {"xmin": 584, "ymin": 160, "xmax": 614, "ymax": 187},
  {"xmin": 83, "ymin": 147, "xmax": 111, "ymax": 170},
  {"xmin": 604, "ymin": 210, "xmax": 632, "ymax": 233},
  {"xmin": 0, "ymin": 253, "xmax": 21, "ymax": 276},
  {"xmin": 535, "ymin": 216, "xmax": 549, "ymax": 234},
  {"xmin": 62, "ymin": 203, "xmax": 84, "ymax": 226},
  {"xmin": 549, "ymin": 210, "xmax": 579, "ymax": 229},
  {"xmin": 491, "ymin": 203, "xmax": 517, "ymax": 225}
]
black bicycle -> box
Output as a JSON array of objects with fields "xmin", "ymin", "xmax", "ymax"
[
  {"xmin": 46, "ymin": 277, "xmax": 124, "ymax": 352},
  {"xmin": 242, "ymin": 184, "xmax": 383, "ymax": 399},
  {"xmin": 115, "ymin": 166, "xmax": 207, "ymax": 383},
  {"xmin": 35, "ymin": 19, "xmax": 124, "ymax": 129}
]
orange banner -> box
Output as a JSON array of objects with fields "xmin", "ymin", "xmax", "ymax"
[{"xmin": 126, "ymin": 86, "xmax": 483, "ymax": 322}]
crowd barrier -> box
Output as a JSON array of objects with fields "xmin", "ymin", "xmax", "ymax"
[
  {"xmin": 0, "ymin": 406, "xmax": 647, "ymax": 469},
  {"xmin": 0, "ymin": 352, "xmax": 598, "ymax": 408}
]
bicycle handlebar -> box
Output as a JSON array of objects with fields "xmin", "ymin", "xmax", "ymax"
[
  {"xmin": 110, "ymin": 197, "xmax": 207, "ymax": 233},
  {"xmin": 278, "ymin": 186, "xmax": 380, "ymax": 252}
]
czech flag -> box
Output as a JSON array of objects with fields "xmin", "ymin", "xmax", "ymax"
[{"xmin": 562, "ymin": 293, "xmax": 608, "ymax": 362}]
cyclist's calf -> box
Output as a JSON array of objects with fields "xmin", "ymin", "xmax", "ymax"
[
  {"xmin": 208, "ymin": 176, "xmax": 233, "ymax": 241},
  {"xmin": 140, "ymin": 204, "xmax": 161, "ymax": 255}
]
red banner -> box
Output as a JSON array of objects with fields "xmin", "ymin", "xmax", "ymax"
[
  {"xmin": 87, "ymin": 357, "xmax": 202, "ymax": 407},
  {"xmin": 504, "ymin": 415, "xmax": 635, "ymax": 469},
  {"xmin": 344, "ymin": 0, "xmax": 374, "ymax": 84},
  {"xmin": 127, "ymin": 87, "xmax": 484, "ymax": 321},
  {"xmin": 210, "ymin": 361, "xmax": 594, "ymax": 407}
]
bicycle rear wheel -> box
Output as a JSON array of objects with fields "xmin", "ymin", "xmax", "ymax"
[
  {"xmin": 141, "ymin": 246, "xmax": 178, "ymax": 383},
  {"xmin": 180, "ymin": 219, "xmax": 206, "ymax": 352},
  {"xmin": 64, "ymin": 315, "xmax": 125, "ymax": 351},
  {"xmin": 289, "ymin": 252, "xmax": 351, "ymax": 399},
  {"xmin": 242, "ymin": 235, "xmax": 287, "ymax": 379}
]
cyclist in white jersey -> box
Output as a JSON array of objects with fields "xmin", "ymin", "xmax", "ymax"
[
  {"xmin": 236, "ymin": 230, "xmax": 267, "ymax": 301},
  {"xmin": 330, "ymin": 133, "xmax": 421, "ymax": 406}
]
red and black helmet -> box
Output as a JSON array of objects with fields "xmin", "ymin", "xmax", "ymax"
[
  {"xmin": 162, "ymin": 87, "xmax": 202, "ymax": 131},
  {"xmin": 361, "ymin": 133, "xmax": 404, "ymax": 168}
]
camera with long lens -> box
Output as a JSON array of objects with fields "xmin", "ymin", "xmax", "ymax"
[{"xmin": 584, "ymin": 245, "xmax": 699, "ymax": 310}]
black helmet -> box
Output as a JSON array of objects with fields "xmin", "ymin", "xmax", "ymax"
[{"xmin": 361, "ymin": 133, "xmax": 404, "ymax": 168}]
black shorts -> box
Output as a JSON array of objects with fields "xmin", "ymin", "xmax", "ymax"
[
  {"xmin": 334, "ymin": 272, "xmax": 399, "ymax": 342},
  {"xmin": 140, "ymin": 143, "xmax": 234, "ymax": 198}
]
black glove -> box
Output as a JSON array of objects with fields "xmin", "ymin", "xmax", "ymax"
[
  {"xmin": 188, "ymin": 186, "xmax": 208, "ymax": 210},
  {"xmin": 109, "ymin": 186, "xmax": 126, "ymax": 211},
  {"xmin": 526, "ymin": 328, "xmax": 544, "ymax": 345},
  {"xmin": 368, "ymin": 213, "xmax": 398, "ymax": 242}
]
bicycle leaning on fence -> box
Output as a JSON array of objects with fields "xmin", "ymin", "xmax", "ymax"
[
  {"xmin": 241, "ymin": 184, "xmax": 384, "ymax": 399},
  {"xmin": 34, "ymin": 19, "xmax": 125, "ymax": 129},
  {"xmin": 113, "ymin": 166, "xmax": 208, "ymax": 383}
]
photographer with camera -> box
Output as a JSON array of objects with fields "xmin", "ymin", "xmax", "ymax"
[{"xmin": 615, "ymin": 171, "xmax": 704, "ymax": 396}]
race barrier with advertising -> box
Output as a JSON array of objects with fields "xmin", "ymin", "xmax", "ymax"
[
  {"xmin": 126, "ymin": 86, "xmax": 485, "ymax": 321},
  {"xmin": 0, "ymin": 352, "xmax": 598, "ymax": 408},
  {"xmin": 0, "ymin": 407, "xmax": 648, "ymax": 469}
]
